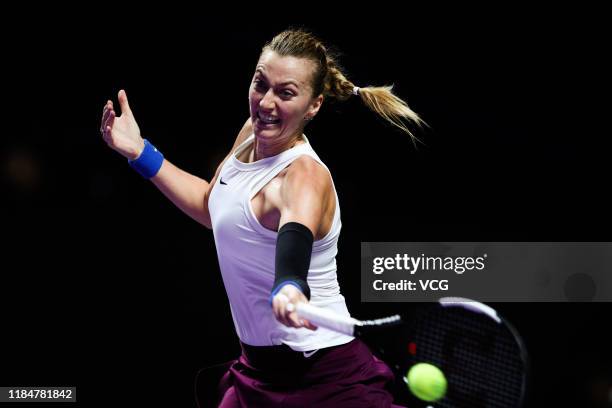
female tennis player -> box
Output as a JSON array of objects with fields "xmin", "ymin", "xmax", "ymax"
[{"xmin": 100, "ymin": 28, "xmax": 421, "ymax": 407}]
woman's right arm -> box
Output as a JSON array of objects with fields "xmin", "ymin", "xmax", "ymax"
[{"xmin": 100, "ymin": 89, "xmax": 252, "ymax": 229}]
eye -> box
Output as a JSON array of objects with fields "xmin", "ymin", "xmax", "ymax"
[
  {"xmin": 279, "ymin": 89, "xmax": 295, "ymax": 101},
  {"xmin": 253, "ymin": 79, "xmax": 267, "ymax": 92}
]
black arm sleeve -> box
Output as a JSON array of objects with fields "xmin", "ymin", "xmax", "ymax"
[{"xmin": 270, "ymin": 222, "xmax": 313, "ymax": 301}]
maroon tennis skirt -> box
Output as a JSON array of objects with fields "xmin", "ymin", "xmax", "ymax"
[{"xmin": 217, "ymin": 338, "xmax": 405, "ymax": 408}]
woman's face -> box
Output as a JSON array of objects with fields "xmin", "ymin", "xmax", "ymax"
[{"xmin": 249, "ymin": 50, "xmax": 322, "ymax": 142}]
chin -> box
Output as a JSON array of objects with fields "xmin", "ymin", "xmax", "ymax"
[{"xmin": 254, "ymin": 123, "xmax": 282, "ymax": 139}]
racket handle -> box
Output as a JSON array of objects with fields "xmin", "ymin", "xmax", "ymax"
[{"xmin": 289, "ymin": 303, "xmax": 360, "ymax": 336}]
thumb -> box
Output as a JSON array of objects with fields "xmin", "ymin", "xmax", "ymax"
[{"xmin": 118, "ymin": 89, "xmax": 132, "ymax": 116}]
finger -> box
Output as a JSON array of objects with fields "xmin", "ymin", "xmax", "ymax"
[
  {"xmin": 118, "ymin": 89, "xmax": 132, "ymax": 116},
  {"xmin": 103, "ymin": 125, "xmax": 113, "ymax": 143},
  {"xmin": 103, "ymin": 110, "xmax": 115, "ymax": 132},
  {"xmin": 282, "ymin": 297, "xmax": 302, "ymax": 327},
  {"xmin": 284, "ymin": 302, "xmax": 316, "ymax": 329},
  {"xmin": 272, "ymin": 296, "xmax": 283, "ymax": 321},
  {"xmin": 101, "ymin": 99, "xmax": 112, "ymax": 115},
  {"xmin": 280, "ymin": 294, "xmax": 300, "ymax": 327},
  {"xmin": 302, "ymin": 319, "xmax": 318, "ymax": 331},
  {"xmin": 101, "ymin": 103, "xmax": 112, "ymax": 131},
  {"xmin": 281, "ymin": 308, "xmax": 292, "ymax": 327},
  {"xmin": 102, "ymin": 116, "xmax": 115, "ymax": 144},
  {"xmin": 287, "ymin": 311, "xmax": 303, "ymax": 328},
  {"xmin": 272, "ymin": 294, "xmax": 290, "ymax": 326}
]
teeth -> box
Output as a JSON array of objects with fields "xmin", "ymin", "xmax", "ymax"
[{"xmin": 259, "ymin": 112, "xmax": 279, "ymax": 123}]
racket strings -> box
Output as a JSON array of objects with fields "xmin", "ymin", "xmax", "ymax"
[{"xmin": 410, "ymin": 307, "xmax": 526, "ymax": 408}]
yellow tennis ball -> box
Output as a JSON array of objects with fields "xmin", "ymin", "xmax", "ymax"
[{"xmin": 406, "ymin": 363, "xmax": 448, "ymax": 402}]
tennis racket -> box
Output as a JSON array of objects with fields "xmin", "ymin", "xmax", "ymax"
[{"xmin": 287, "ymin": 297, "xmax": 529, "ymax": 408}]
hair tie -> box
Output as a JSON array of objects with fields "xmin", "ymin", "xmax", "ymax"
[{"xmin": 352, "ymin": 86, "xmax": 360, "ymax": 96}]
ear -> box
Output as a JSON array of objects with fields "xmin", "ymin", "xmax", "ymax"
[{"xmin": 306, "ymin": 94, "xmax": 324, "ymax": 120}]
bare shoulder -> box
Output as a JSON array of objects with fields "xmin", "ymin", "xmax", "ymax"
[
  {"xmin": 278, "ymin": 155, "xmax": 335, "ymax": 237},
  {"xmin": 283, "ymin": 155, "xmax": 332, "ymax": 196}
]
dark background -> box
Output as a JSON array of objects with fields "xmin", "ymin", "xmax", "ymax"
[{"xmin": 1, "ymin": 5, "xmax": 610, "ymax": 407}]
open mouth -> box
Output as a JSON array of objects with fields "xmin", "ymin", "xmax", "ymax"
[{"xmin": 257, "ymin": 111, "xmax": 281, "ymax": 125}]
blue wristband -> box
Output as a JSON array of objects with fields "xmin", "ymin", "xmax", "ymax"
[{"xmin": 128, "ymin": 139, "xmax": 164, "ymax": 179}]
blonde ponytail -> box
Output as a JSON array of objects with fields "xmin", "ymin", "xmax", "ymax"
[
  {"xmin": 264, "ymin": 28, "xmax": 425, "ymax": 140},
  {"xmin": 323, "ymin": 54, "xmax": 424, "ymax": 141},
  {"xmin": 357, "ymin": 85, "xmax": 424, "ymax": 140}
]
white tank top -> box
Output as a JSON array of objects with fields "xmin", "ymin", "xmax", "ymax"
[{"xmin": 208, "ymin": 134, "xmax": 354, "ymax": 351}]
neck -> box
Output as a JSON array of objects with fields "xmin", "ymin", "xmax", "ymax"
[{"xmin": 252, "ymin": 131, "xmax": 304, "ymax": 162}]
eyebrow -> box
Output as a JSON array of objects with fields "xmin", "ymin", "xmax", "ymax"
[{"xmin": 255, "ymin": 68, "xmax": 300, "ymax": 88}]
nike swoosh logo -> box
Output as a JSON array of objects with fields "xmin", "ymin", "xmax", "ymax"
[
  {"xmin": 303, "ymin": 349, "xmax": 319, "ymax": 358},
  {"xmin": 220, "ymin": 177, "xmax": 227, "ymax": 185}
]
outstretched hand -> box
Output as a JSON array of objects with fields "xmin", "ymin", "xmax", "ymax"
[
  {"xmin": 272, "ymin": 285, "xmax": 318, "ymax": 331},
  {"xmin": 100, "ymin": 89, "xmax": 145, "ymax": 160}
]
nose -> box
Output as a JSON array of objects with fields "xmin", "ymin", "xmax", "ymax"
[{"xmin": 259, "ymin": 89, "xmax": 275, "ymax": 112}]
